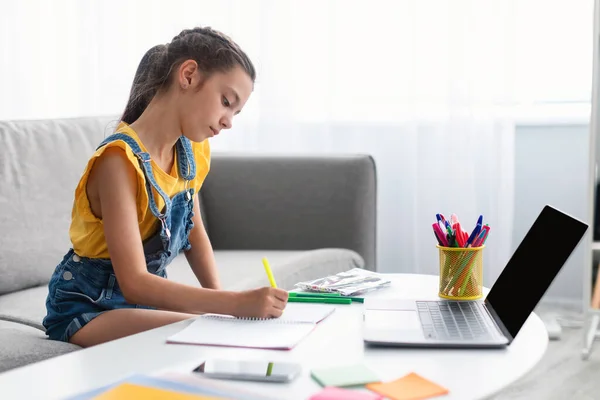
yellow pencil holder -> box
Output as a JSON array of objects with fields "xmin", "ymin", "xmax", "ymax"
[{"xmin": 437, "ymin": 245, "xmax": 484, "ymax": 300}]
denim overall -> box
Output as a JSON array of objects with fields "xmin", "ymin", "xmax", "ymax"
[{"xmin": 43, "ymin": 133, "xmax": 197, "ymax": 342}]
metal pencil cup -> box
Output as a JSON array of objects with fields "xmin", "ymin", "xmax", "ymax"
[{"xmin": 437, "ymin": 245, "xmax": 484, "ymax": 300}]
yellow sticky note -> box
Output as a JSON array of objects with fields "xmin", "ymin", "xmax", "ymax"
[
  {"xmin": 92, "ymin": 383, "xmax": 226, "ymax": 400},
  {"xmin": 366, "ymin": 372, "xmax": 449, "ymax": 400}
]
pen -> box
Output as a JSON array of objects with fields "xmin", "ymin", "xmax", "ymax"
[
  {"xmin": 434, "ymin": 231, "xmax": 443, "ymax": 246},
  {"xmin": 481, "ymin": 225, "xmax": 491, "ymax": 244},
  {"xmin": 262, "ymin": 257, "xmax": 277, "ymax": 288},
  {"xmin": 473, "ymin": 228, "xmax": 487, "ymax": 247},
  {"xmin": 445, "ymin": 224, "xmax": 456, "ymax": 247},
  {"xmin": 475, "ymin": 225, "xmax": 490, "ymax": 246},
  {"xmin": 453, "ymin": 222, "xmax": 466, "ymax": 247},
  {"xmin": 450, "ymin": 213, "xmax": 459, "ymax": 226},
  {"xmin": 445, "ymin": 220, "xmax": 452, "ymax": 231},
  {"xmin": 289, "ymin": 292, "xmax": 364, "ymax": 303},
  {"xmin": 465, "ymin": 223, "xmax": 482, "ymax": 248},
  {"xmin": 439, "ymin": 220, "xmax": 446, "ymax": 233},
  {"xmin": 433, "ymin": 223, "xmax": 449, "ymax": 246},
  {"xmin": 434, "ymin": 215, "xmax": 445, "ymax": 245},
  {"xmin": 287, "ymin": 297, "xmax": 352, "ymax": 305}
]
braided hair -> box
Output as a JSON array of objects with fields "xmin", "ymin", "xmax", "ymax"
[{"xmin": 121, "ymin": 26, "xmax": 255, "ymax": 124}]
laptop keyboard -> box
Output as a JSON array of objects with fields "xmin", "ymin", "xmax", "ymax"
[{"xmin": 416, "ymin": 301, "xmax": 493, "ymax": 341}]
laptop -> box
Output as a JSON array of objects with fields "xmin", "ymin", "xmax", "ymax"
[{"xmin": 363, "ymin": 205, "xmax": 588, "ymax": 348}]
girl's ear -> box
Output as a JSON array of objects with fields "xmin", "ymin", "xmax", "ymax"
[{"xmin": 178, "ymin": 60, "xmax": 198, "ymax": 90}]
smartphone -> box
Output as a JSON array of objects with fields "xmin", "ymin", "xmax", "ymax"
[{"xmin": 192, "ymin": 359, "xmax": 302, "ymax": 383}]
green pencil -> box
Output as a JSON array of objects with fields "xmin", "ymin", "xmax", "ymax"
[
  {"xmin": 288, "ymin": 292, "xmax": 364, "ymax": 303},
  {"xmin": 287, "ymin": 297, "xmax": 352, "ymax": 305}
]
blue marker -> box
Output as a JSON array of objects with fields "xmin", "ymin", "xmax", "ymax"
[
  {"xmin": 445, "ymin": 220, "xmax": 452, "ymax": 231},
  {"xmin": 465, "ymin": 223, "xmax": 482, "ymax": 247}
]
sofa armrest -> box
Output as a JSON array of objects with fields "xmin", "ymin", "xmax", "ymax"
[{"xmin": 200, "ymin": 153, "xmax": 377, "ymax": 271}]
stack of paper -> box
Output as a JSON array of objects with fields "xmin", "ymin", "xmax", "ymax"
[{"xmin": 295, "ymin": 268, "xmax": 391, "ymax": 296}]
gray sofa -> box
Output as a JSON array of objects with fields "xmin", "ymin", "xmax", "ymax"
[{"xmin": 0, "ymin": 116, "xmax": 377, "ymax": 373}]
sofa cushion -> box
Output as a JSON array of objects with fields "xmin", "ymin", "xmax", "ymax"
[
  {"xmin": 0, "ymin": 320, "xmax": 79, "ymax": 373},
  {"xmin": 0, "ymin": 286, "xmax": 48, "ymax": 326},
  {"xmin": 168, "ymin": 248, "xmax": 363, "ymax": 291}
]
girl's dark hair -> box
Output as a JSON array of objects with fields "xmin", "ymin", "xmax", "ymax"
[{"xmin": 121, "ymin": 26, "xmax": 256, "ymax": 124}]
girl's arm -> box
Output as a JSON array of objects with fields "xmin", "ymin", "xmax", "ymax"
[
  {"xmin": 183, "ymin": 195, "xmax": 221, "ymax": 289},
  {"xmin": 93, "ymin": 148, "xmax": 287, "ymax": 317}
]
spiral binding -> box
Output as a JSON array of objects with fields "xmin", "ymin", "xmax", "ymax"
[{"xmin": 202, "ymin": 315, "xmax": 293, "ymax": 323}]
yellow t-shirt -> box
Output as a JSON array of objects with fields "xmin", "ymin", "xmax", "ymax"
[{"xmin": 69, "ymin": 122, "xmax": 211, "ymax": 259}]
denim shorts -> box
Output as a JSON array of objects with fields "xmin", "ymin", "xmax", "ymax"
[{"xmin": 42, "ymin": 250, "xmax": 163, "ymax": 342}]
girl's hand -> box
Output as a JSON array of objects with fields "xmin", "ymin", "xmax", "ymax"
[{"xmin": 234, "ymin": 287, "xmax": 289, "ymax": 318}]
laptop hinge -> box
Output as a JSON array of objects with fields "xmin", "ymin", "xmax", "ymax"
[{"xmin": 483, "ymin": 302, "xmax": 514, "ymax": 343}]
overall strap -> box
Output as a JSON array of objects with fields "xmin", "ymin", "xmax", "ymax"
[
  {"xmin": 175, "ymin": 136, "xmax": 196, "ymax": 181},
  {"xmin": 96, "ymin": 133, "xmax": 172, "ymax": 236}
]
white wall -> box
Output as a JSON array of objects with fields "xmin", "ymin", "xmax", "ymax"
[{"xmin": 513, "ymin": 123, "xmax": 590, "ymax": 307}]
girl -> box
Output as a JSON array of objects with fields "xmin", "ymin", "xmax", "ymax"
[{"xmin": 42, "ymin": 27, "xmax": 288, "ymax": 348}]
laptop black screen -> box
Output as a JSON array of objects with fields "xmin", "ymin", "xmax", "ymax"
[{"xmin": 485, "ymin": 205, "xmax": 588, "ymax": 339}]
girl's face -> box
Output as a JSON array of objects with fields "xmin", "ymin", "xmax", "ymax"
[{"xmin": 177, "ymin": 63, "xmax": 253, "ymax": 142}]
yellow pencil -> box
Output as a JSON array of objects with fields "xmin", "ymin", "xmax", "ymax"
[{"xmin": 262, "ymin": 257, "xmax": 277, "ymax": 288}]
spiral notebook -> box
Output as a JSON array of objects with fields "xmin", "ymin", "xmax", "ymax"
[{"xmin": 166, "ymin": 304, "xmax": 336, "ymax": 350}]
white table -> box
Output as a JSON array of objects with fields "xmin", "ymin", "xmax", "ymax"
[{"xmin": 0, "ymin": 274, "xmax": 548, "ymax": 400}]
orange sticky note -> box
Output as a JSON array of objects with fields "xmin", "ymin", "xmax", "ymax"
[
  {"xmin": 366, "ymin": 372, "xmax": 449, "ymax": 400},
  {"xmin": 92, "ymin": 382, "xmax": 226, "ymax": 400}
]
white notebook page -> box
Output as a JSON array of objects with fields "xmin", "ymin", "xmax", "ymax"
[{"xmin": 166, "ymin": 304, "xmax": 335, "ymax": 349}]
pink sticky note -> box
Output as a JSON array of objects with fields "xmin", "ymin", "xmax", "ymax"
[{"xmin": 309, "ymin": 386, "xmax": 384, "ymax": 400}]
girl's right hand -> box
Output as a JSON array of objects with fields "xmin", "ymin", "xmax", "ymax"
[{"xmin": 234, "ymin": 287, "xmax": 289, "ymax": 319}]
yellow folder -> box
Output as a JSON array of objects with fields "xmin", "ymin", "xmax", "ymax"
[{"xmin": 92, "ymin": 382, "xmax": 228, "ymax": 400}]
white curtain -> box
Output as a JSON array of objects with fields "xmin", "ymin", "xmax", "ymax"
[{"xmin": 1, "ymin": 0, "xmax": 516, "ymax": 287}]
